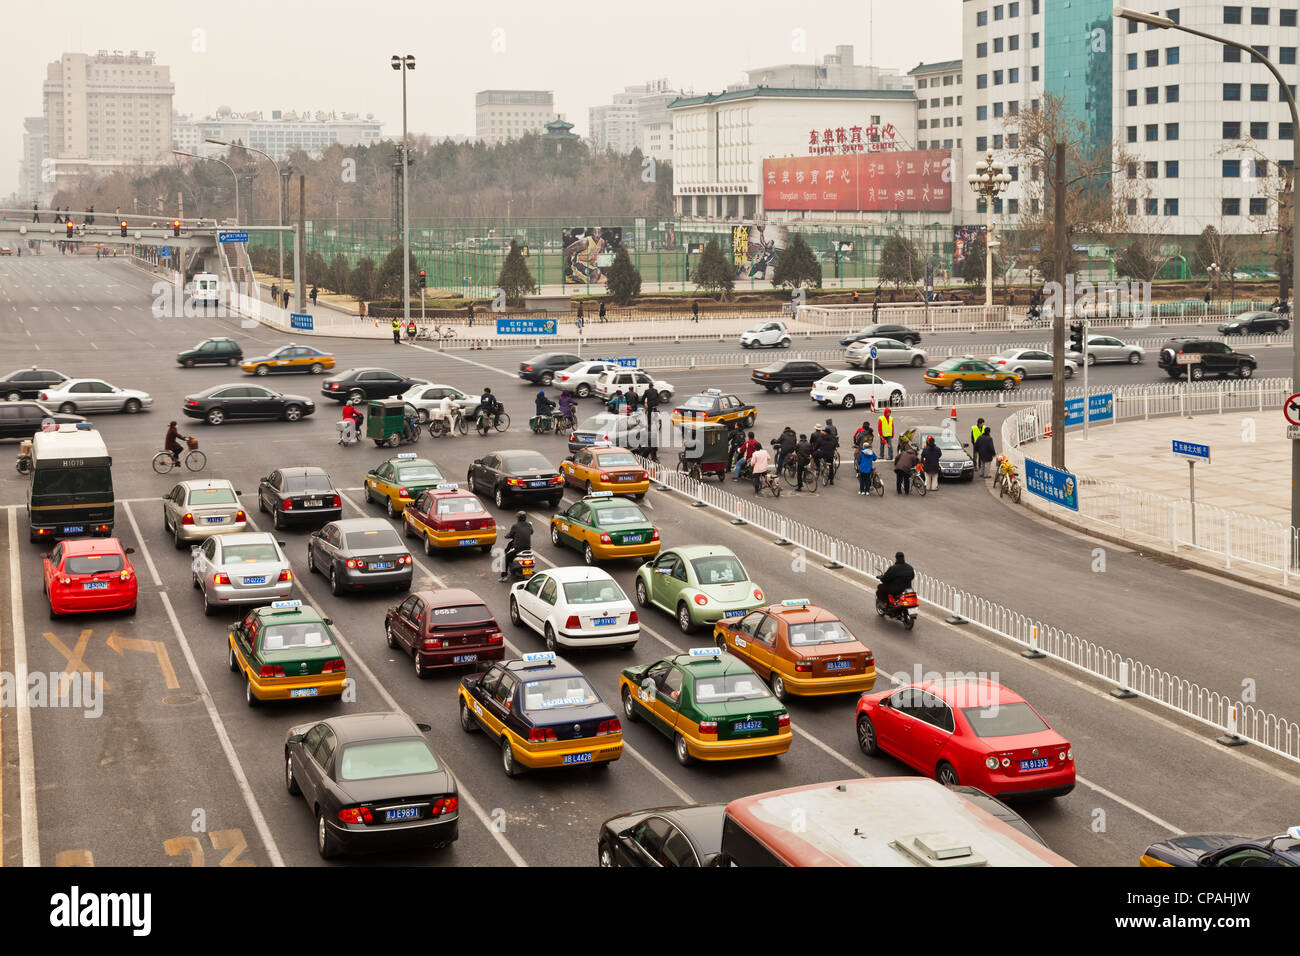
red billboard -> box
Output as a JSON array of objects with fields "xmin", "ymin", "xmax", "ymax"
[{"xmin": 762, "ymin": 150, "xmax": 953, "ymax": 212}]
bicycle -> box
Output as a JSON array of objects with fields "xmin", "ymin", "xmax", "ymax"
[
  {"xmin": 997, "ymin": 457, "xmax": 1022, "ymax": 504},
  {"xmin": 427, "ymin": 406, "xmax": 467, "ymax": 437},
  {"xmin": 909, "ymin": 463, "xmax": 928, "ymax": 496},
  {"xmin": 475, "ymin": 409, "xmax": 510, "ymax": 436},
  {"xmin": 414, "ymin": 325, "xmax": 456, "ymax": 342},
  {"xmin": 783, "ymin": 456, "xmax": 818, "ymax": 492},
  {"xmin": 153, "ymin": 440, "xmax": 206, "ymax": 474},
  {"xmin": 553, "ymin": 413, "xmax": 576, "ymax": 434},
  {"xmin": 867, "ymin": 471, "xmax": 885, "ymax": 496},
  {"xmin": 756, "ymin": 469, "xmax": 782, "ymax": 498}
]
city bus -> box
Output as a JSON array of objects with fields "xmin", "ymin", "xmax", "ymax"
[{"xmin": 27, "ymin": 424, "xmax": 116, "ymax": 543}]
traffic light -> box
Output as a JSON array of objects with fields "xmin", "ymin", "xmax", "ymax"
[
  {"xmin": 120, "ymin": 221, "xmax": 128, "ymax": 237},
  {"xmin": 418, "ymin": 270, "xmax": 426, "ymax": 288},
  {"xmin": 65, "ymin": 219, "xmax": 74, "ymax": 238},
  {"xmin": 172, "ymin": 220, "xmax": 181, "ymax": 237},
  {"xmin": 1069, "ymin": 322, "xmax": 1085, "ymax": 353}
]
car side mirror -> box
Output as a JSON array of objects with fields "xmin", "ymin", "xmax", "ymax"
[
  {"xmin": 323, "ymin": 618, "xmax": 333, "ymax": 626},
  {"xmin": 416, "ymin": 723, "xmax": 432, "ymax": 733},
  {"xmin": 236, "ymin": 489, "xmax": 243, "ymax": 496},
  {"xmin": 472, "ymin": 459, "xmax": 482, "ymax": 466},
  {"xmin": 124, "ymin": 547, "xmax": 136, "ymax": 555},
  {"xmin": 278, "ymin": 541, "xmax": 288, "ymax": 548},
  {"xmin": 190, "ymin": 545, "xmax": 200, "ymax": 555},
  {"xmin": 878, "ymin": 697, "xmax": 891, "ymax": 709},
  {"xmin": 287, "ymin": 733, "xmax": 304, "ymax": 745}
]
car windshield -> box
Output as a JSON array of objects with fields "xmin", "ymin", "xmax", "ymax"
[
  {"xmin": 283, "ymin": 475, "xmax": 334, "ymax": 493},
  {"xmin": 562, "ymin": 580, "xmax": 625, "ymax": 604},
  {"xmin": 594, "ymin": 453, "xmax": 637, "ymax": 468},
  {"xmin": 222, "ymin": 543, "xmax": 280, "ymax": 564},
  {"xmin": 501, "ymin": 453, "xmax": 551, "ymax": 472},
  {"xmin": 343, "ymin": 528, "xmax": 403, "ymax": 550},
  {"xmin": 65, "ymin": 554, "xmax": 124, "ymax": 575},
  {"xmin": 918, "ymin": 430, "xmax": 964, "ymax": 451},
  {"xmin": 396, "ymin": 465, "xmax": 444, "ymax": 481},
  {"xmin": 436, "ymin": 497, "xmax": 480, "ymax": 516},
  {"xmin": 259, "ymin": 623, "xmax": 334, "ymax": 651},
  {"xmin": 521, "ymin": 676, "xmax": 600, "ymax": 710},
  {"xmin": 681, "ymin": 396, "xmax": 714, "ymax": 410},
  {"xmin": 595, "ymin": 505, "xmax": 646, "ymax": 525},
  {"xmin": 960, "ymin": 701, "xmax": 1050, "ymax": 737},
  {"xmin": 787, "ymin": 620, "xmax": 856, "ymax": 647},
  {"xmin": 690, "ymin": 555, "xmax": 746, "ymax": 585},
  {"xmin": 188, "ymin": 487, "xmax": 238, "ymax": 505},
  {"xmin": 338, "ymin": 739, "xmax": 439, "ymax": 781},
  {"xmin": 427, "ymin": 604, "xmax": 492, "ymax": 626},
  {"xmin": 693, "ymin": 673, "xmax": 772, "ymax": 703}
]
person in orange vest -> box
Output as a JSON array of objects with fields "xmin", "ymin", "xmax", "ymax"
[{"xmin": 877, "ymin": 407, "xmax": 895, "ymax": 460}]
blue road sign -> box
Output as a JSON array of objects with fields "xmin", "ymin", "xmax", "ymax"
[
  {"xmin": 1024, "ymin": 458, "xmax": 1079, "ymax": 511},
  {"xmin": 1064, "ymin": 392, "xmax": 1114, "ymax": 427},
  {"xmin": 600, "ymin": 357, "xmax": 638, "ymax": 367},
  {"xmin": 868, "ymin": 345, "xmax": 879, "ymax": 360},
  {"xmin": 496, "ymin": 317, "xmax": 557, "ymax": 335},
  {"xmin": 290, "ymin": 312, "xmax": 314, "ymax": 331},
  {"xmin": 1171, "ymin": 440, "xmax": 1210, "ymax": 462},
  {"xmin": 158, "ymin": 246, "xmax": 171, "ymax": 259},
  {"xmin": 218, "ymin": 231, "xmax": 249, "ymax": 243}
]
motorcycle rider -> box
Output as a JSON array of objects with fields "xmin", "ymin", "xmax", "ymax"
[
  {"xmin": 733, "ymin": 430, "xmax": 760, "ymax": 480},
  {"xmin": 876, "ymin": 551, "xmax": 915, "ymax": 605},
  {"xmin": 499, "ymin": 511, "xmax": 533, "ymax": 583},
  {"xmin": 477, "ymin": 387, "xmax": 503, "ymax": 430},
  {"xmin": 534, "ymin": 390, "xmax": 556, "ymax": 430},
  {"xmin": 727, "ymin": 422, "xmax": 746, "ymax": 465},
  {"xmin": 338, "ymin": 402, "xmax": 363, "ymax": 445}
]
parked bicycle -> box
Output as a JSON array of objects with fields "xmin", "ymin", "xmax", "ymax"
[
  {"xmin": 415, "ymin": 325, "xmax": 457, "ymax": 343},
  {"xmin": 152, "ymin": 439, "xmax": 206, "ymax": 474},
  {"xmin": 996, "ymin": 456, "xmax": 1022, "ymax": 503}
]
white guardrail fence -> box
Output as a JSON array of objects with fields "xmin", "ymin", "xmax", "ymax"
[{"xmin": 631, "ymin": 391, "xmax": 1300, "ymax": 765}]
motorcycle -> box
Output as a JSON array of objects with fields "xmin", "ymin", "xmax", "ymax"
[
  {"xmin": 506, "ymin": 548, "xmax": 535, "ymax": 582},
  {"xmin": 876, "ymin": 589, "xmax": 919, "ymax": 630}
]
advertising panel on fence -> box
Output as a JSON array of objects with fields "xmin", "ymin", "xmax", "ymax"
[
  {"xmin": 762, "ymin": 149, "xmax": 952, "ymax": 212},
  {"xmin": 290, "ymin": 312, "xmax": 313, "ymax": 331},
  {"xmin": 496, "ymin": 317, "xmax": 557, "ymax": 335},
  {"xmin": 561, "ymin": 226, "xmax": 623, "ymax": 285},
  {"xmin": 1024, "ymin": 458, "xmax": 1079, "ymax": 511},
  {"xmin": 1065, "ymin": 392, "xmax": 1114, "ymax": 427},
  {"xmin": 730, "ymin": 224, "xmax": 787, "ymax": 281},
  {"xmin": 952, "ymin": 225, "xmax": 985, "ymax": 270}
]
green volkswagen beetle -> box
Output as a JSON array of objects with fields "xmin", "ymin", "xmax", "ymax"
[
  {"xmin": 634, "ymin": 545, "xmax": 766, "ymax": 633},
  {"xmin": 227, "ymin": 600, "xmax": 348, "ymax": 706},
  {"xmin": 549, "ymin": 492, "xmax": 661, "ymax": 565}
]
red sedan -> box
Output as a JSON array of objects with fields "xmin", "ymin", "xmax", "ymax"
[
  {"xmin": 43, "ymin": 538, "xmax": 139, "ymax": 619},
  {"xmin": 855, "ymin": 678, "xmax": 1074, "ymax": 800}
]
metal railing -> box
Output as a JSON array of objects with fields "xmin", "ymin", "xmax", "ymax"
[{"xmin": 636, "ymin": 451, "xmax": 1300, "ymax": 764}]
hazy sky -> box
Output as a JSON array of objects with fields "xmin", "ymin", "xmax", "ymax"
[{"xmin": 4, "ymin": 0, "xmax": 961, "ymax": 196}]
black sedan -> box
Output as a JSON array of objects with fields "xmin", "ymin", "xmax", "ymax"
[
  {"xmin": 1218, "ymin": 311, "xmax": 1290, "ymax": 335},
  {"xmin": 1141, "ymin": 829, "xmax": 1300, "ymax": 867},
  {"xmin": 258, "ymin": 467, "xmax": 343, "ymax": 529},
  {"xmin": 519, "ymin": 352, "xmax": 582, "ymax": 386},
  {"xmin": 598, "ymin": 804, "xmax": 725, "ymax": 867},
  {"xmin": 467, "ymin": 449, "xmax": 565, "ymax": 509},
  {"xmin": 177, "ymin": 337, "xmax": 243, "ymax": 367},
  {"xmin": 751, "ymin": 359, "xmax": 831, "ymax": 393},
  {"xmin": 182, "ymin": 384, "xmax": 316, "ymax": 425},
  {"xmin": 0, "ymin": 401, "xmax": 85, "ymax": 442},
  {"xmin": 307, "ymin": 518, "xmax": 413, "ymax": 595},
  {"xmin": 285, "ymin": 712, "xmax": 459, "ymax": 859},
  {"xmin": 840, "ymin": 323, "xmax": 922, "ymax": 346},
  {"xmin": 320, "ymin": 368, "xmax": 428, "ymax": 405},
  {"xmin": 2, "ymin": 367, "xmax": 69, "ymax": 402}
]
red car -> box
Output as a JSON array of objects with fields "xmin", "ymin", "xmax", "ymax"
[
  {"xmin": 855, "ymin": 677, "xmax": 1075, "ymax": 800},
  {"xmin": 384, "ymin": 588, "xmax": 505, "ymax": 678},
  {"xmin": 43, "ymin": 537, "xmax": 139, "ymax": 619}
]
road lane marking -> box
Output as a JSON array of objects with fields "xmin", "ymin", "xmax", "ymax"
[
  {"xmin": 7, "ymin": 508, "xmax": 40, "ymax": 865},
  {"xmin": 122, "ymin": 500, "xmax": 287, "ymax": 867},
  {"xmin": 405, "ymin": 341, "xmax": 517, "ymax": 379},
  {"xmin": 1074, "ymin": 775, "xmax": 1183, "ymax": 835}
]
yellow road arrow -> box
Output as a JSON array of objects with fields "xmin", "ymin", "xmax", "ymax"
[{"xmin": 106, "ymin": 630, "xmax": 179, "ymax": 690}]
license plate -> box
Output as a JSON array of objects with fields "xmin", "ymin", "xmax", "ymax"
[
  {"xmin": 290, "ymin": 687, "xmax": 319, "ymax": 699},
  {"xmin": 1020, "ymin": 757, "xmax": 1050, "ymax": 771},
  {"xmin": 622, "ymin": 534, "xmax": 643, "ymax": 543},
  {"xmin": 205, "ymin": 516, "xmax": 224, "ymax": 524},
  {"xmin": 732, "ymin": 720, "xmax": 764, "ymax": 732},
  {"xmin": 369, "ymin": 561, "xmax": 393, "ymax": 570},
  {"xmin": 453, "ymin": 654, "xmax": 478, "ymax": 663},
  {"xmin": 242, "ymin": 575, "xmax": 266, "ymax": 585},
  {"xmin": 724, "ymin": 609, "xmax": 746, "ymax": 618},
  {"xmin": 530, "ymin": 481, "xmax": 546, "ymax": 488},
  {"xmin": 580, "ymin": 437, "xmax": 594, "ymax": 443},
  {"xmin": 593, "ymin": 617, "xmax": 616, "ymax": 626},
  {"xmin": 384, "ymin": 806, "xmax": 421, "ymax": 822},
  {"xmin": 618, "ymin": 475, "xmax": 634, "ymax": 481},
  {"xmin": 826, "ymin": 660, "xmax": 852, "ymax": 671},
  {"xmin": 64, "ymin": 526, "xmax": 84, "ymax": 534},
  {"xmin": 83, "ymin": 582, "xmax": 108, "ymax": 590},
  {"xmin": 305, "ymin": 499, "xmax": 323, "ymax": 508},
  {"xmin": 562, "ymin": 752, "xmax": 593, "ymax": 765},
  {"xmin": 458, "ymin": 539, "xmax": 479, "ymax": 547}
]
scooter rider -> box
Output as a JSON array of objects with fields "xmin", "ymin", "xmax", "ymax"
[
  {"xmin": 499, "ymin": 511, "xmax": 533, "ymax": 582},
  {"xmin": 876, "ymin": 551, "xmax": 915, "ymax": 605},
  {"xmin": 338, "ymin": 402, "xmax": 363, "ymax": 445},
  {"xmin": 477, "ymin": 387, "xmax": 503, "ymax": 429}
]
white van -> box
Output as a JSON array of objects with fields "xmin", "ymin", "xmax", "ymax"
[{"xmin": 191, "ymin": 273, "xmax": 220, "ymax": 305}]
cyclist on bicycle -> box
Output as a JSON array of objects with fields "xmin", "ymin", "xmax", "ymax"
[
  {"xmin": 813, "ymin": 422, "xmax": 838, "ymax": 486},
  {"xmin": 477, "ymin": 388, "xmax": 503, "ymax": 429},
  {"xmin": 165, "ymin": 421, "xmax": 190, "ymax": 465},
  {"xmin": 533, "ymin": 390, "xmax": 556, "ymax": 431},
  {"xmin": 748, "ymin": 443, "xmax": 772, "ymax": 495},
  {"xmin": 557, "ymin": 390, "xmax": 576, "ymax": 424}
]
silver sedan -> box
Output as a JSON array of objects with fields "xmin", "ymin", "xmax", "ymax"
[
  {"xmin": 846, "ymin": 337, "xmax": 928, "ymax": 368},
  {"xmin": 162, "ymin": 479, "xmax": 247, "ymax": 547},
  {"xmin": 39, "ymin": 378, "xmax": 152, "ymax": 414},
  {"xmin": 191, "ymin": 532, "xmax": 294, "ymax": 616},
  {"xmin": 1064, "ymin": 335, "xmax": 1145, "ymax": 365},
  {"xmin": 398, "ymin": 383, "xmax": 479, "ymax": 422},
  {"xmin": 987, "ymin": 348, "xmax": 1077, "ymax": 379}
]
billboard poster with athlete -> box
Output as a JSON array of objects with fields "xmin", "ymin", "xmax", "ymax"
[
  {"xmin": 952, "ymin": 224, "xmax": 986, "ymax": 270},
  {"xmin": 730, "ymin": 223, "xmax": 787, "ymax": 281},
  {"xmin": 561, "ymin": 226, "xmax": 623, "ymax": 285}
]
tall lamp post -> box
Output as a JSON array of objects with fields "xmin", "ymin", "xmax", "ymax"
[
  {"xmin": 392, "ymin": 54, "xmax": 416, "ymax": 329},
  {"xmin": 1117, "ymin": 6, "xmax": 1300, "ymax": 560},
  {"xmin": 206, "ymin": 138, "xmax": 283, "ymax": 299},
  {"xmin": 967, "ymin": 151, "xmax": 1012, "ymax": 308},
  {"xmin": 173, "ymin": 150, "xmax": 238, "ymax": 224},
  {"xmin": 1206, "ymin": 261, "xmax": 1220, "ymax": 314}
]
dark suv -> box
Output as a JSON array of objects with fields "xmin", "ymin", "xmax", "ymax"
[
  {"xmin": 751, "ymin": 360, "xmax": 831, "ymax": 393},
  {"xmin": 1157, "ymin": 339, "xmax": 1257, "ymax": 380},
  {"xmin": 518, "ymin": 353, "xmax": 582, "ymax": 386},
  {"xmin": 177, "ymin": 338, "xmax": 243, "ymax": 367},
  {"xmin": 840, "ymin": 324, "xmax": 921, "ymax": 346},
  {"xmin": 1217, "ymin": 311, "xmax": 1290, "ymax": 335},
  {"xmin": 320, "ymin": 368, "xmax": 427, "ymax": 405}
]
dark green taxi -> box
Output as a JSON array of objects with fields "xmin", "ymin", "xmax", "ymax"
[
  {"xmin": 364, "ymin": 453, "xmax": 447, "ymax": 517},
  {"xmin": 549, "ymin": 492, "xmax": 661, "ymax": 565},
  {"xmin": 227, "ymin": 600, "xmax": 348, "ymax": 707},
  {"xmin": 617, "ymin": 647, "xmax": 791, "ymax": 765}
]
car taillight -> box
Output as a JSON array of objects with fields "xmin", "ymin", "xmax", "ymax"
[
  {"xmin": 322, "ymin": 659, "xmax": 346, "ymax": 673},
  {"xmin": 431, "ymin": 796, "xmax": 458, "ymax": 815},
  {"xmin": 507, "ymin": 478, "xmax": 524, "ymax": 486},
  {"xmin": 119, "ymin": 568, "xmax": 133, "ymax": 581},
  {"xmin": 479, "ymin": 519, "xmax": 496, "ymax": 530},
  {"xmin": 282, "ymin": 497, "xmax": 293, "ymax": 509},
  {"xmin": 628, "ymin": 611, "xmax": 638, "ymax": 624},
  {"xmin": 487, "ymin": 632, "xmax": 503, "ymax": 643},
  {"xmin": 698, "ymin": 720, "xmax": 718, "ymax": 735},
  {"xmin": 235, "ymin": 510, "xmax": 246, "ymax": 522},
  {"xmin": 398, "ymin": 488, "xmax": 409, "ymax": 499},
  {"xmin": 528, "ymin": 727, "xmax": 557, "ymax": 742},
  {"xmin": 398, "ymin": 555, "xmax": 412, "ymax": 565},
  {"xmin": 864, "ymin": 653, "xmax": 874, "ymax": 666},
  {"xmin": 753, "ymin": 589, "xmax": 764, "ymax": 602},
  {"xmin": 523, "ymin": 365, "xmax": 533, "ymax": 371},
  {"xmin": 328, "ymin": 383, "xmax": 338, "ymax": 390},
  {"xmin": 40, "ymin": 392, "xmax": 48, "ymax": 401},
  {"xmin": 96, "ymin": 525, "xmax": 109, "ymax": 532},
  {"xmin": 337, "ymin": 807, "xmax": 373, "ymax": 824},
  {"xmin": 635, "ymin": 471, "xmax": 646, "ymax": 481},
  {"xmin": 277, "ymin": 569, "xmax": 293, "ymax": 582},
  {"xmin": 181, "ymin": 512, "xmax": 195, "ymax": 526},
  {"xmin": 599, "ymin": 533, "xmax": 611, "ymax": 544},
  {"xmin": 213, "ymin": 573, "xmax": 230, "ymax": 585},
  {"xmin": 423, "ymin": 638, "xmax": 443, "ymax": 648},
  {"xmin": 778, "ymin": 713, "xmax": 790, "ymax": 728},
  {"xmin": 794, "ymin": 659, "xmax": 812, "ymax": 673},
  {"xmin": 565, "ymin": 615, "xmax": 580, "ymax": 628},
  {"xmin": 186, "ymin": 399, "xmax": 199, "ymax": 407},
  {"xmin": 650, "ymin": 529, "xmax": 660, "ymax": 541},
  {"xmin": 59, "ymin": 575, "xmax": 72, "ymax": 585},
  {"xmin": 597, "ymin": 718, "xmax": 621, "ymax": 736},
  {"xmin": 332, "ymin": 496, "xmax": 341, "ymax": 507},
  {"xmin": 259, "ymin": 664, "xmax": 285, "ymax": 678},
  {"xmin": 693, "ymin": 593, "xmax": 708, "ymax": 606},
  {"xmin": 346, "ymin": 558, "xmax": 361, "ymax": 569},
  {"xmin": 550, "ymin": 476, "xmax": 564, "ymax": 484},
  {"xmin": 599, "ymin": 473, "xmax": 611, "ymax": 482}
]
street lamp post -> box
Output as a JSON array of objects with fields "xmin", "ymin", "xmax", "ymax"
[
  {"xmin": 1206, "ymin": 261, "xmax": 1220, "ymax": 315},
  {"xmin": 392, "ymin": 54, "xmax": 416, "ymax": 330},
  {"xmin": 173, "ymin": 150, "xmax": 238, "ymax": 224},
  {"xmin": 1117, "ymin": 6, "xmax": 1300, "ymax": 560},
  {"xmin": 967, "ymin": 151, "xmax": 1012, "ymax": 308},
  {"xmin": 206, "ymin": 138, "xmax": 283, "ymax": 302}
]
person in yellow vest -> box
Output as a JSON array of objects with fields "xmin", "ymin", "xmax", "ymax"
[
  {"xmin": 971, "ymin": 417, "xmax": 989, "ymax": 445},
  {"xmin": 877, "ymin": 407, "xmax": 895, "ymax": 460},
  {"xmin": 392, "ymin": 318, "xmax": 401, "ymax": 345}
]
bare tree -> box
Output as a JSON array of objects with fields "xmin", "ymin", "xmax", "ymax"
[{"xmin": 1216, "ymin": 138, "xmax": 1294, "ymax": 300}]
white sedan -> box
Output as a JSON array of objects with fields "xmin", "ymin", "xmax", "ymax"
[
  {"xmin": 552, "ymin": 360, "xmax": 626, "ymax": 398},
  {"xmin": 398, "ymin": 383, "xmax": 479, "ymax": 421},
  {"xmin": 39, "ymin": 378, "xmax": 153, "ymax": 414},
  {"xmin": 508, "ymin": 566, "xmax": 639, "ymax": 651},
  {"xmin": 810, "ymin": 371, "xmax": 906, "ymax": 409}
]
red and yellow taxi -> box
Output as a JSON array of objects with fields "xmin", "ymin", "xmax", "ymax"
[
  {"xmin": 559, "ymin": 444, "xmax": 649, "ymax": 498},
  {"xmin": 402, "ymin": 484, "xmax": 497, "ymax": 554},
  {"xmin": 923, "ymin": 357, "xmax": 1022, "ymax": 392},
  {"xmin": 713, "ymin": 599, "xmax": 875, "ymax": 700},
  {"xmin": 42, "ymin": 537, "xmax": 138, "ymax": 618},
  {"xmin": 241, "ymin": 343, "xmax": 336, "ymax": 376},
  {"xmin": 670, "ymin": 389, "xmax": 757, "ymax": 427}
]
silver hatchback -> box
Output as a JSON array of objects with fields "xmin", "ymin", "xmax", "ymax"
[
  {"xmin": 191, "ymin": 532, "xmax": 294, "ymax": 616},
  {"xmin": 162, "ymin": 479, "xmax": 247, "ymax": 548}
]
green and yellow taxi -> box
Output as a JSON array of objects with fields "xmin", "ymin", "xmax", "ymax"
[
  {"xmin": 550, "ymin": 491, "xmax": 661, "ymax": 565},
  {"xmin": 670, "ymin": 388, "xmax": 757, "ymax": 427},
  {"xmin": 559, "ymin": 443, "xmax": 650, "ymax": 498},
  {"xmin": 363, "ymin": 453, "xmax": 447, "ymax": 516},
  {"xmin": 459, "ymin": 652, "xmax": 623, "ymax": 776},
  {"xmin": 619, "ymin": 646, "xmax": 791, "ymax": 765},
  {"xmin": 402, "ymin": 484, "xmax": 497, "ymax": 553},
  {"xmin": 240, "ymin": 343, "xmax": 336, "ymax": 376},
  {"xmin": 924, "ymin": 356, "xmax": 1022, "ymax": 392},
  {"xmin": 227, "ymin": 600, "xmax": 347, "ymax": 706}
]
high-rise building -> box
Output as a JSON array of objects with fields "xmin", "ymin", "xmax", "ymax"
[
  {"xmin": 475, "ymin": 90, "xmax": 555, "ymax": 145},
  {"xmin": 176, "ymin": 107, "xmax": 383, "ymax": 161},
  {"xmin": 589, "ymin": 81, "xmax": 684, "ymax": 157},
  {"xmin": 18, "ymin": 117, "xmax": 47, "ymax": 202},
  {"xmin": 735, "ymin": 45, "xmax": 913, "ymax": 92},
  {"xmin": 43, "ymin": 51, "xmax": 174, "ymax": 168}
]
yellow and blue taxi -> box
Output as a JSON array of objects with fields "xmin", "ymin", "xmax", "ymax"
[
  {"xmin": 559, "ymin": 443, "xmax": 650, "ymax": 498},
  {"xmin": 1140, "ymin": 827, "xmax": 1300, "ymax": 867},
  {"xmin": 402, "ymin": 484, "xmax": 497, "ymax": 554},
  {"xmin": 241, "ymin": 343, "xmax": 336, "ymax": 377},
  {"xmin": 458, "ymin": 651, "xmax": 623, "ymax": 776},
  {"xmin": 364, "ymin": 453, "xmax": 448, "ymax": 517},
  {"xmin": 550, "ymin": 491, "xmax": 661, "ymax": 564},
  {"xmin": 671, "ymin": 388, "xmax": 757, "ymax": 427},
  {"xmin": 924, "ymin": 356, "xmax": 1021, "ymax": 392},
  {"xmin": 228, "ymin": 600, "xmax": 347, "ymax": 706}
]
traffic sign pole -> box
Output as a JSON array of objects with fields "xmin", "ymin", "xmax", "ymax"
[{"xmin": 1082, "ymin": 319, "xmax": 1090, "ymax": 441}]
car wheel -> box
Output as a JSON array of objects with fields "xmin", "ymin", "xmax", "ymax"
[
  {"xmin": 309, "ymin": 364, "xmax": 323, "ymax": 375},
  {"xmin": 856, "ymin": 714, "xmax": 879, "ymax": 755},
  {"xmin": 285, "ymin": 754, "xmax": 301, "ymax": 795},
  {"xmin": 1063, "ymin": 366, "xmax": 1074, "ymax": 379},
  {"xmin": 183, "ymin": 359, "xmax": 196, "ymax": 368},
  {"xmin": 1002, "ymin": 377, "xmax": 1018, "ymax": 390},
  {"xmin": 58, "ymin": 402, "xmax": 76, "ymax": 414},
  {"xmin": 674, "ymin": 733, "xmax": 694, "ymax": 766},
  {"xmin": 347, "ymin": 389, "xmax": 364, "ymax": 405},
  {"xmin": 273, "ymin": 509, "xmax": 284, "ymax": 531},
  {"xmin": 1012, "ymin": 368, "xmax": 1026, "ymax": 380},
  {"xmin": 316, "ymin": 811, "xmax": 340, "ymax": 859},
  {"xmin": 598, "ymin": 841, "xmax": 615, "ymax": 867},
  {"xmin": 509, "ymin": 596, "xmax": 523, "ymax": 627},
  {"xmin": 413, "ymin": 652, "xmax": 426, "ymax": 679},
  {"xmin": 1191, "ymin": 366, "xmax": 1204, "ymax": 381},
  {"xmin": 424, "ymin": 533, "xmax": 435, "ymax": 556},
  {"xmin": 889, "ymin": 390, "xmax": 903, "ymax": 407},
  {"xmin": 770, "ymin": 672, "xmax": 787, "ymax": 701},
  {"xmin": 245, "ymin": 677, "xmax": 259, "ymax": 707},
  {"xmin": 779, "ymin": 338, "xmax": 791, "ymax": 348},
  {"xmin": 583, "ymin": 543, "xmax": 596, "ymax": 566},
  {"xmin": 255, "ymin": 365, "xmax": 269, "ymax": 377},
  {"xmin": 402, "ymin": 516, "xmax": 413, "ymax": 539},
  {"xmin": 658, "ymin": 390, "xmax": 672, "ymax": 404},
  {"xmin": 676, "ymin": 602, "xmax": 693, "ymax": 633},
  {"xmin": 173, "ymin": 521, "xmax": 184, "ymax": 550},
  {"xmin": 330, "ymin": 566, "xmax": 343, "ymax": 596},
  {"xmin": 501, "ymin": 738, "xmax": 521, "ymax": 777},
  {"xmin": 1239, "ymin": 365, "xmax": 1255, "ymax": 379},
  {"xmin": 635, "ymin": 578, "xmax": 650, "ymax": 608},
  {"xmin": 743, "ymin": 413, "xmax": 755, "ymax": 427},
  {"xmin": 386, "ymin": 497, "xmax": 396, "ymax": 518},
  {"xmin": 576, "ymin": 383, "xmax": 591, "ymax": 398},
  {"xmin": 540, "ymin": 372, "xmax": 554, "ymax": 386},
  {"xmin": 494, "ymin": 487, "xmax": 506, "ymax": 508},
  {"xmin": 227, "ymin": 357, "xmax": 239, "ymax": 367},
  {"xmin": 910, "ymin": 355, "xmax": 925, "ymax": 367},
  {"xmin": 1087, "ymin": 353, "xmax": 1097, "ymax": 367},
  {"xmin": 459, "ymin": 698, "xmax": 478, "ymax": 733},
  {"xmin": 842, "ymin": 394, "xmax": 856, "ymax": 409},
  {"xmin": 228, "ymin": 641, "xmax": 238, "ymax": 672},
  {"xmin": 621, "ymin": 687, "xmax": 639, "ymax": 722},
  {"xmin": 258, "ymin": 495, "xmax": 267, "ymax": 513},
  {"xmin": 206, "ymin": 408, "xmax": 225, "ymax": 425},
  {"xmin": 123, "ymin": 399, "xmax": 142, "ymax": 414},
  {"xmin": 4, "ymin": 392, "xmax": 19, "ymax": 402},
  {"xmin": 1127, "ymin": 352, "xmax": 1142, "ymax": 365},
  {"xmin": 544, "ymin": 624, "xmax": 557, "ymax": 652},
  {"xmin": 778, "ymin": 380, "xmax": 792, "ymax": 394},
  {"xmin": 949, "ymin": 379, "xmax": 964, "ymax": 392},
  {"xmin": 386, "ymin": 624, "xmax": 398, "ymax": 649},
  {"xmin": 284, "ymin": 405, "xmax": 303, "ymax": 422},
  {"xmin": 202, "ymin": 593, "xmax": 215, "ymax": 617},
  {"xmin": 936, "ymin": 761, "xmax": 960, "ymax": 786},
  {"xmin": 551, "ymin": 524, "xmax": 561, "ymax": 547}
]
